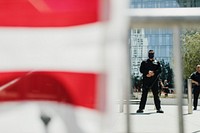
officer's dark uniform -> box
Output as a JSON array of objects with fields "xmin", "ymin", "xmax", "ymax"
[
  {"xmin": 138, "ymin": 58, "xmax": 162, "ymax": 111},
  {"xmin": 190, "ymin": 71, "xmax": 200, "ymax": 110}
]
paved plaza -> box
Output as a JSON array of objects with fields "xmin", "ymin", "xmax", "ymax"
[
  {"xmin": 115, "ymin": 97, "xmax": 200, "ymax": 133},
  {"xmin": 127, "ymin": 104, "xmax": 200, "ymax": 133},
  {"xmin": 0, "ymin": 100, "xmax": 199, "ymax": 133}
]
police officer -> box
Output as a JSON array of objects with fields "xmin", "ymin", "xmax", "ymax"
[
  {"xmin": 136, "ymin": 50, "xmax": 164, "ymax": 113},
  {"xmin": 190, "ymin": 64, "xmax": 200, "ymax": 110}
]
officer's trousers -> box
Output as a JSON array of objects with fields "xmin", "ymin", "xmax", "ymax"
[
  {"xmin": 139, "ymin": 83, "xmax": 161, "ymax": 110},
  {"xmin": 193, "ymin": 87, "xmax": 200, "ymax": 108}
]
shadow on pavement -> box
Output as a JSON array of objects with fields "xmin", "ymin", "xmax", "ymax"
[{"xmin": 129, "ymin": 112, "xmax": 157, "ymax": 115}]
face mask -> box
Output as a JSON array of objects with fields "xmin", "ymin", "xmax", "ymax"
[{"xmin": 148, "ymin": 53, "xmax": 154, "ymax": 58}]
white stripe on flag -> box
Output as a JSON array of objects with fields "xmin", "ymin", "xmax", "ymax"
[{"xmin": 0, "ymin": 23, "xmax": 104, "ymax": 73}]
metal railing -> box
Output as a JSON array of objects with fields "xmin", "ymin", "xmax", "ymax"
[{"xmin": 187, "ymin": 79, "xmax": 193, "ymax": 114}]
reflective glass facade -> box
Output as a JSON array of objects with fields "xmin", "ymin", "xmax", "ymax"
[
  {"xmin": 130, "ymin": 0, "xmax": 179, "ymax": 76},
  {"xmin": 144, "ymin": 28, "xmax": 173, "ymax": 62},
  {"xmin": 177, "ymin": 0, "xmax": 200, "ymax": 7},
  {"xmin": 130, "ymin": 0, "xmax": 179, "ymax": 8},
  {"xmin": 130, "ymin": 0, "xmax": 200, "ymax": 77}
]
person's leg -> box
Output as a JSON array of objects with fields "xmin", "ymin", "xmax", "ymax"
[
  {"xmin": 152, "ymin": 87, "xmax": 160, "ymax": 110},
  {"xmin": 137, "ymin": 86, "xmax": 149, "ymax": 112},
  {"xmin": 166, "ymin": 89, "xmax": 169, "ymax": 96},
  {"xmin": 152, "ymin": 84, "xmax": 163, "ymax": 113},
  {"xmin": 193, "ymin": 88, "xmax": 200, "ymax": 110}
]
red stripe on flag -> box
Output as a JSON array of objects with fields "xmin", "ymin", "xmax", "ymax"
[
  {"xmin": 0, "ymin": 0, "xmax": 99, "ymax": 27},
  {"xmin": 0, "ymin": 71, "xmax": 98, "ymax": 109}
]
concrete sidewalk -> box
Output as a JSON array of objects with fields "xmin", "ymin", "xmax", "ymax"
[
  {"xmin": 146, "ymin": 98, "xmax": 200, "ymax": 105},
  {"xmin": 116, "ymin": 104, "xmax": 200, "ymax": 133}
]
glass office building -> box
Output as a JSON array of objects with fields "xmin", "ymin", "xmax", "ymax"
[
  {"xmin": 130, "ymin": 0, "xmax": 179, "ymax": 76},
  {"xmin": 130, "ymin": 0, "xmax": 200, "ymax": 77},
  {"xmin": 130, "ymin": 0, "xmax": 179, "ymax": 8},
  {"xmin": 177, "ymin": 0, "xmax": 200, "ymax": 7}
]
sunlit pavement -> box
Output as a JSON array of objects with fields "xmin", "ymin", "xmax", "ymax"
[
  {"xmin": 115, "ymin": 104, "xmax": 200, "ymax": 133},
  {"xmin": 0, "ymin": 101, "xmax": 200, "ymax": 133}
]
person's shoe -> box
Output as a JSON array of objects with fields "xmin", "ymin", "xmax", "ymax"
[
  {"xmin": 136, "ymin": 109, "xmax": 143, "ymax": 113},
  {"xmin": 157, "ymin": 109, "xmax": 164, "ymax": 113},
  {"xmin": 193, "ymin": 107, "xmax": 197, "ymax": 110}
]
